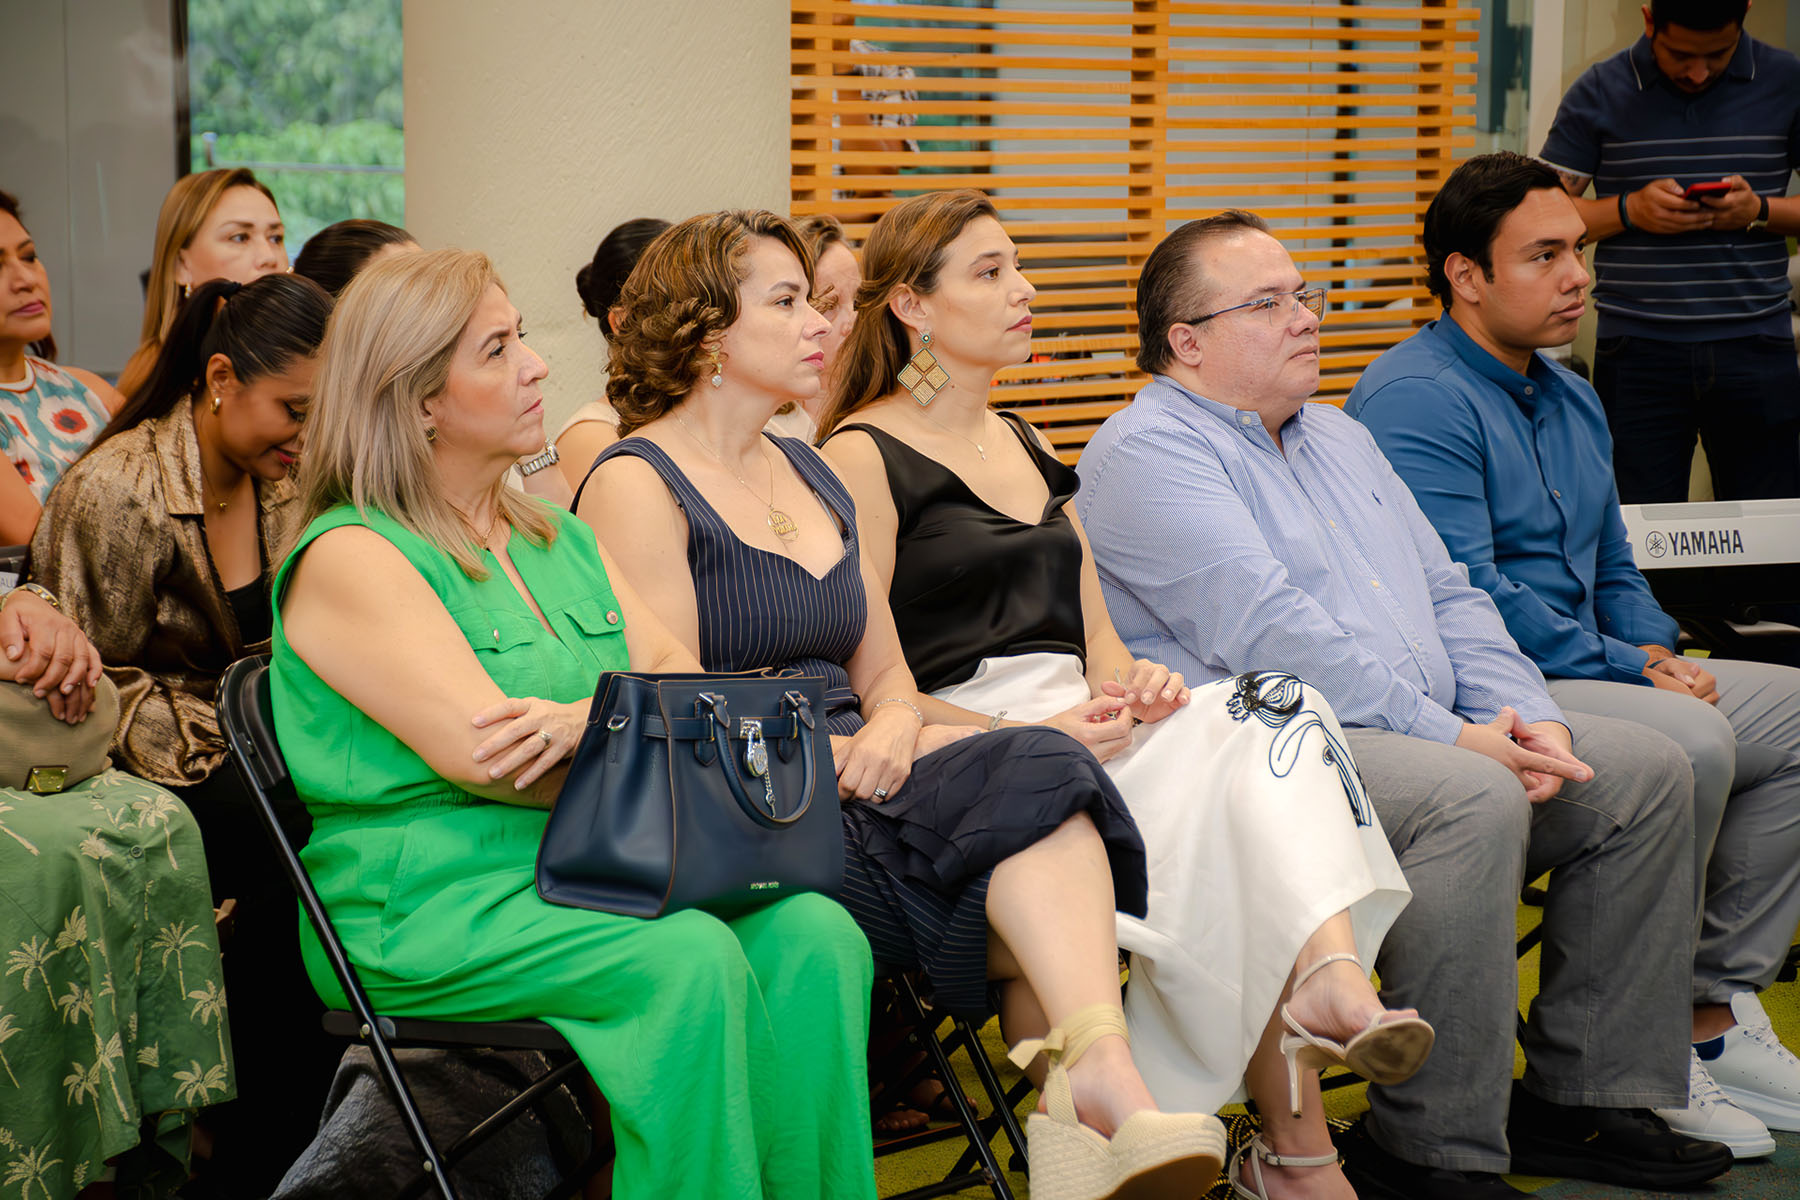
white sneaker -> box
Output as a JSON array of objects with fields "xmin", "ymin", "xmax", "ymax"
[
  {"xmin": 1704, "ymin": 991, "xmax": 1800, "ymax": 1132},
  {"xmin": 1654, "ymin": 1046, "xmax": 1775, "ymax": 1157}
]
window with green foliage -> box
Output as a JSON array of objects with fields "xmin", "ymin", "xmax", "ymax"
[{"xmin": 184, "ymin": 0, "xmax": 404, "ymax": 254}]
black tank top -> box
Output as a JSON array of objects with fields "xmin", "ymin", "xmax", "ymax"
[{"xmin": 828, "ymin": 412, "xmax": 1086, "ymax": 693}]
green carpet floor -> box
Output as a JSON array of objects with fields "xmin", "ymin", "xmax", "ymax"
[{"xmin": 874, "ymin": 904, "xmax": 1800, "ymax": 1198}]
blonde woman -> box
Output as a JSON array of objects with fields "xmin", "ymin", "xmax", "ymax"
[
  {"xmin": 275, "ymin": 247, "xmax": 879, "ymax": 1199},
  {"xmin": 117, "ymin": 168, "xmax": 286, "ymax": 399}
]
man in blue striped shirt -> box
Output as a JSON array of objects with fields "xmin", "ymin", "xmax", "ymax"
[
  {"xmin": 1538, "ymin": 0, "xmax": 1800, "ymax": 503},
  {"xmin": 1077, "ymin": 212, "xmax": 1727, "ymax": 1198}
]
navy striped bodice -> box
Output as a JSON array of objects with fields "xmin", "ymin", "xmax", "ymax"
[{"xmin": 596, "ymin": 434, "xmax": 868, "ymax": 733}]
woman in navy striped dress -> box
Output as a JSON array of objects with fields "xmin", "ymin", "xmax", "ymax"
[{"xmin": 575, "ymin": 210, "xmax": 1227, "ymax": 1200}]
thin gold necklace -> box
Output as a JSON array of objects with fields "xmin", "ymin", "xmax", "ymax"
[
  {"xmin": 917, "ymin": 405, "xmax": 992, "ymax": 461},
  {"xmin": 196, "ymin": 449, "xmax": 238, "ymax": 512},
  {"xmin": 673, "ymin": 412, "xmax": 800, "ymax": 542}
]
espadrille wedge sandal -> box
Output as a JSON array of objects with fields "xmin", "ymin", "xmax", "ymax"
[{"xmin": 1008, "ymin": 1003, "xmax": 1227, "ymax": 1200}]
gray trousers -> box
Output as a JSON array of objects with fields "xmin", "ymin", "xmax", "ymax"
[
  {"xmin": 1347, "ymin": 712, "xmax": 1693, "ymax": 1173},
  {"xmin": 1549, "ymin": 658, "xmax": 1800, "ymax": 1004}
]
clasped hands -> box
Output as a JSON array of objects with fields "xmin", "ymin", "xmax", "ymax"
[
  {"xmin": 1456, "ymin": 707, "xmax": 1592, "ymax": 804},
  {"xmin": 1640, "ymin": 643, "xmax": 1720, "ymax": 705},
  {"xmin": 0, "ymin": 590, "xmax": 104, "ymax": 724},
  {"xmin": 1626, "ymin": 176, "xmax": 1762, "ymax": 234}
]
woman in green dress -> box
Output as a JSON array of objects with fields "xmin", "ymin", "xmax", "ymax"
[{"xmin": 272, "ymin": 246, "xmax": 877, "ymax": 1200}]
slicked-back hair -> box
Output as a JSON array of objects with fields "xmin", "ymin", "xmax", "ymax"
[
  {"xmin": 1423, "ymin": 152, "xmax": 1566, "ymax": 310},
  {"xmin": 293, "ymin": 219, "xmax": 416, "ymax": 297},
  {"xmin": 1650, "ymin": 0, "xmax": 1748, "ymax": 32},
  {"xmin": 1134, "ymin": 210, "xmax": 1271, "ymax": 376},
  {"xmin": 575, "ymin": 217, "xmax": 671, "ymax": 347}
]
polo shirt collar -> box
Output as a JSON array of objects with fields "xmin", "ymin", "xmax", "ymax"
[
  {"xmin": 1428, "ymin": 316, "xmax": 1560, "ymax": 412},
  {"xmin": 1629, "ymin": 29, "xmax": 1755, "ymax": 92},
  {"xmin": 1151, "ymin": 374, "xmax": 1308, "ymax": 452}
]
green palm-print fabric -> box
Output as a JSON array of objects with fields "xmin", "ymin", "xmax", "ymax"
[{"xmin": 0, "ymin": 771, "xmax": 233, "ymax": 1199}]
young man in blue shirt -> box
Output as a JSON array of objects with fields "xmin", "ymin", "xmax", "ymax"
[
  {"xmin": 1078, "ymin": 211, "xmax": 1728, "ymax": 1198},
  {"xmin": 1537, "ymin": 0, "xmax": 1800, "ymax": 503},
  {"xmin": 1349, "ymin": 150, "xmax": 1800, "ymax": 1162}
]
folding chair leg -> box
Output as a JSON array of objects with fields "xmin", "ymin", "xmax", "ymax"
[
  {"xmin": 951, "ymin": 1014, "xmax": 1029, "ymax": 1174},
  {"xmin": 900, "ymin": 975, "xmax": 1015, "ymax": 1200},
  {"xmin": 364, "ymin": 1039, "xmax": 461, "ymax": 1200}
]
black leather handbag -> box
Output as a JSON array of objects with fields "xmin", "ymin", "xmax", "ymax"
[{"xmin": 535, "ymin": 669, "xmax": 844, "ymax": 918}]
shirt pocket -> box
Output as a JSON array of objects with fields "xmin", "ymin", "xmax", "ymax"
[
  {"xmin": 448, "ymin": 606, "xmax": 543, "ymax": 691},
  {"xmin": 564, "ymin": 595, "xmax": 629, "ymax": 665}
]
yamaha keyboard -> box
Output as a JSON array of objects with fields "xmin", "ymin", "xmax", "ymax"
[{"xmin": 1618, "ymin": 500, "xmax": 1800, "ymax": 644}]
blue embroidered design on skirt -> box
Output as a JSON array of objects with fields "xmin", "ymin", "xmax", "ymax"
[{"xmin": 1225, "ymin": 672, "xmax": 1373, "ymax": 827}]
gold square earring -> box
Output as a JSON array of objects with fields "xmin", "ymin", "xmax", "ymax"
[{"xmin": 896, "ymin": 330, "xmax": 949, "ymax": 407}]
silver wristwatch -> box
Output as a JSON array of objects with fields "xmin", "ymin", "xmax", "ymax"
[{"xmin": 517, "ymin": 444, "xmax": 561, "ymax": 477}]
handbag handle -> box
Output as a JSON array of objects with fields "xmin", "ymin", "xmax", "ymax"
[{"xmin": 696, "ymin": 691, "xmax": 819, "ymax": 829}]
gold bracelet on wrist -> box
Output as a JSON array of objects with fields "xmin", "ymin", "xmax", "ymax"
[
  {"xmin": 0, "ymin": 583, "xmax": 58, "ymax": 614},
  {"xmin": 873, "ymin": 697, "xmax": 924, "ymax": 727}
]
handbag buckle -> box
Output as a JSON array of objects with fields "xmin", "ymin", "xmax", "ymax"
[
  {"xmin": 606, "ymin": 715, "xmax": 630, "ymax": 732},
  {"xmin": 783, "ymin": 690, "xmax": 814, "ymax": 730},
  {"xmin": 696, "ymin": 692, "xmax": 730, "ymax": 728},
  {"xmin": 740, "ymin": 719, "xmax": 769, "ymax": 779}
]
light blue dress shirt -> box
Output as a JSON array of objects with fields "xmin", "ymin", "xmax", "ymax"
[
  {"xmin": 1345, "ymin": 317, "xmax": 1679, "ymax": 686},
  {"xmin": 1075, "ymin": 377, "xmax": 1564, "ymax": 743}
]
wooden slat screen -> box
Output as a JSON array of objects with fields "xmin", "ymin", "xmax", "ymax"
[{"xmin": 792, "ymin": 0, "xmax": 1477, "ymax": 461}]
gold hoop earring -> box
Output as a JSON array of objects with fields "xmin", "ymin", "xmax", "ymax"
[
  {"xmin": 898, "ymin": 330, "xmax": 948, "ymax": 407},
  {"xmin": 210, "ymin": 392, "xmax": 222, "ymax": 416},
  {"xmin": 708, "ymin": 346, "xmax": 724, "ymax": 389},
  {"xmin": 425, "ymin": 426, "xmax": 438, "ymax": 443}
]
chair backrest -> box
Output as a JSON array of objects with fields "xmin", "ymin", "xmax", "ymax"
[{"xmin": 217, "ymin": 656, "xmax": 372, "ymax": 1018}]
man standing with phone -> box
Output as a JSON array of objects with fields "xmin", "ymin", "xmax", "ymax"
[{"xmin": 1539, "ymin": 0, "xmax": 1800, "ymax": 503}]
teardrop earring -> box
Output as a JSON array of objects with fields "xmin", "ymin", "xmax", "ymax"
[
  {"xmin": 210, "ymin": 392, "xmax": 223, "ymax": 416},
  {"xmin": 709, "ymin": 346, "xmax": 724, "ymax": 389}
]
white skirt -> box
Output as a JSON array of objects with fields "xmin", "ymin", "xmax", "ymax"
[{"xmin": 935, "ymin": 652, "xmax": 1410, "ymax": 1112}]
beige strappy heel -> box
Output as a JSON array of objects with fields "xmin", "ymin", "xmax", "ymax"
[
  {"xmin": 1008, "ymin": 1003, "xmax": 1226, "ymax": 1200},
  {"xmin": 1279, "ymin": 952, "xmax": 1435, "ymax": 1116},
  {"xmin": 1228, "ymin": 1133, "xmax": 1340, "ymax": 1200}
]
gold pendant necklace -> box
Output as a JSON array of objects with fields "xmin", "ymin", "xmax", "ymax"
[
  {"xmin": 675, "ymin": 412, "xmax": 800, "ymax": 542},
  {"xmin": 918, "ymin": 407, "xmax": 990, "ymax": 461}
]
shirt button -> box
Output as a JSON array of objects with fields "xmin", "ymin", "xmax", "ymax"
[
  {"xmin": 129, "ymin": 845, "xmax": 143, "ymax": 859},
  {"xmin": 492, "ymin": 629, "xmax": 500, "ymax": 642},
  {"xmin": 1552, "ymin": 489, "xmax": 1562, "ymax": 499},
  {"xmin": 1371, "ymin": 580, "xmax": 1381, "ymax": 589},
  {"xmin": 606, "ymin": 610, "xmax": 620, "ymax": 625},
  {"xmin": 1524, "ymin": 386, "xmax": 1534, "ymax": 395},
  {"xmin": 1328, "ymin": 519, "xmax": 1337, "ymax": 529}
]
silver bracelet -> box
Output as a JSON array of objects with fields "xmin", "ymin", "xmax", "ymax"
[
  {"xmin": 517, "ymin": 443, "xmax": 561, "ymax": 477},
  {"xmin": 873, "ymin": 697, "xmax": 924, "ymax": 727},
  {"xmin": 986, "ymin": 709, "xmax": 1007, "ymax": 731}
]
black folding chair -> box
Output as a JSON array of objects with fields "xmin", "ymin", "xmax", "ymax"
[
  {"xmin": 0, "ymin": 544, "xmax": 28, "ymax": 589},
  {"xmin": 217, "ymin": 656, "xmax": 608, "ymax": 1200},
  {"xmin": 871, "ymin": 969, "xmax": 1030, "ymax": 1200}
]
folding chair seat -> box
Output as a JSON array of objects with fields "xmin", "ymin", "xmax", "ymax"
[
  {"xmin": 871, "ymin": 967, "xmax": 1030, "ymax": 1200},
  {"xmin": 0, "ymin": 544, "xmax": 28, "ymax": 589},
  {"xmin": 218, "ymin": 656, "xmax": 608, "ymax": 1200}
]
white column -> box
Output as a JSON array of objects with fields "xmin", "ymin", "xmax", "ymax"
[{"xmin": 403, "ymin": 0, "xmax": 791, "ymax": 427}]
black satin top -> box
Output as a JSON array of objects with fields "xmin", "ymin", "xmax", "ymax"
[{"xmin": 831, "ymin": 412, "xmax": 1087, "ymax": 693}]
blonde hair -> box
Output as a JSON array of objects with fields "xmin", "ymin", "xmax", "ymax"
[
  {"xmin": 119, "ymin": 168, "xmax": 279, "ymax": 399},
  {"xmin": 294, "ymin": 247, "xmax": 556, "ymax": 579}
]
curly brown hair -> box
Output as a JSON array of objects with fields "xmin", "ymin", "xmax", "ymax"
[{"xmin": 606, "ymin": 210, "xmax": 816, "ymax": 435}]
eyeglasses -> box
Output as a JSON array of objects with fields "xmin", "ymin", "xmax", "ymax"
[{"xmin": 1182, "ymin": 287, "xmax": 1328, "ymax": 328}]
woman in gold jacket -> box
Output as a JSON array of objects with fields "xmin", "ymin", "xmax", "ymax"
[{"xmin": 30, "ymin": 271, "xmax": 338, "ymax": 1196}]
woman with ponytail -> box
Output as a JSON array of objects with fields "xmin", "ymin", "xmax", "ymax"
[{"xmin": 30, "ymin": 270, "xmax": 338, "ymax": 1195}]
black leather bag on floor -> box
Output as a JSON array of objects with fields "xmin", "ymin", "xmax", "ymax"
[{"xmin": 535, "ymin": 670, "xmax": 843, "ymax": 918}]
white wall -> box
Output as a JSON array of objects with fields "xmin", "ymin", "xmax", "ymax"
[{"xmin": 403, "ymin": 0, "xmax": 792, "ymax": 429}]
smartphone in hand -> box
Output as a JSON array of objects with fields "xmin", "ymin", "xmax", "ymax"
[{"xmin": 1682, "ymin": 180, "xmax": 1732, "ymax": 200}]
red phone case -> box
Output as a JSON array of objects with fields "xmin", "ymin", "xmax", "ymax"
[{"xmin": 1683, "ymin": 181, "xmax": 1732, "ymax": 198}]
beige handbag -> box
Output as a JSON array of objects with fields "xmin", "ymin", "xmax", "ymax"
[{"xmin": 0, "ymin": 676, "xmax": 119, "ymax": 793}]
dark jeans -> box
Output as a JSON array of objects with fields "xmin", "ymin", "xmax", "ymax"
[
  {"xmin": 1593, "ymin": 332, "xmax": 1800, "ymax": 504},
  {"xmin": 172, "ymin": 768, "xmax": 340, "ymax": 1197}
]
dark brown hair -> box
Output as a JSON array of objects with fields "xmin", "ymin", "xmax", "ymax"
[
  {"xmin": 1135, "ymin": 210, "xmax": 1271, "ymax": 375},
  {"xmin": 815, "ymin": 189, "xmax": 998, "ymax": 440},
  {"xmin": 292, "ymin": 218, "xmax": 415, "ymax": 297},
  {"xmin": 0, "ymin": 190, "xmax": 55, "ymax": 361},
  {"xmin": 606, "ymin": 211, "xmax": 816, "ymax": 435},
  {"xmin": 576, "ymin": 218, "xmax": 671, "ymax": 347}
]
